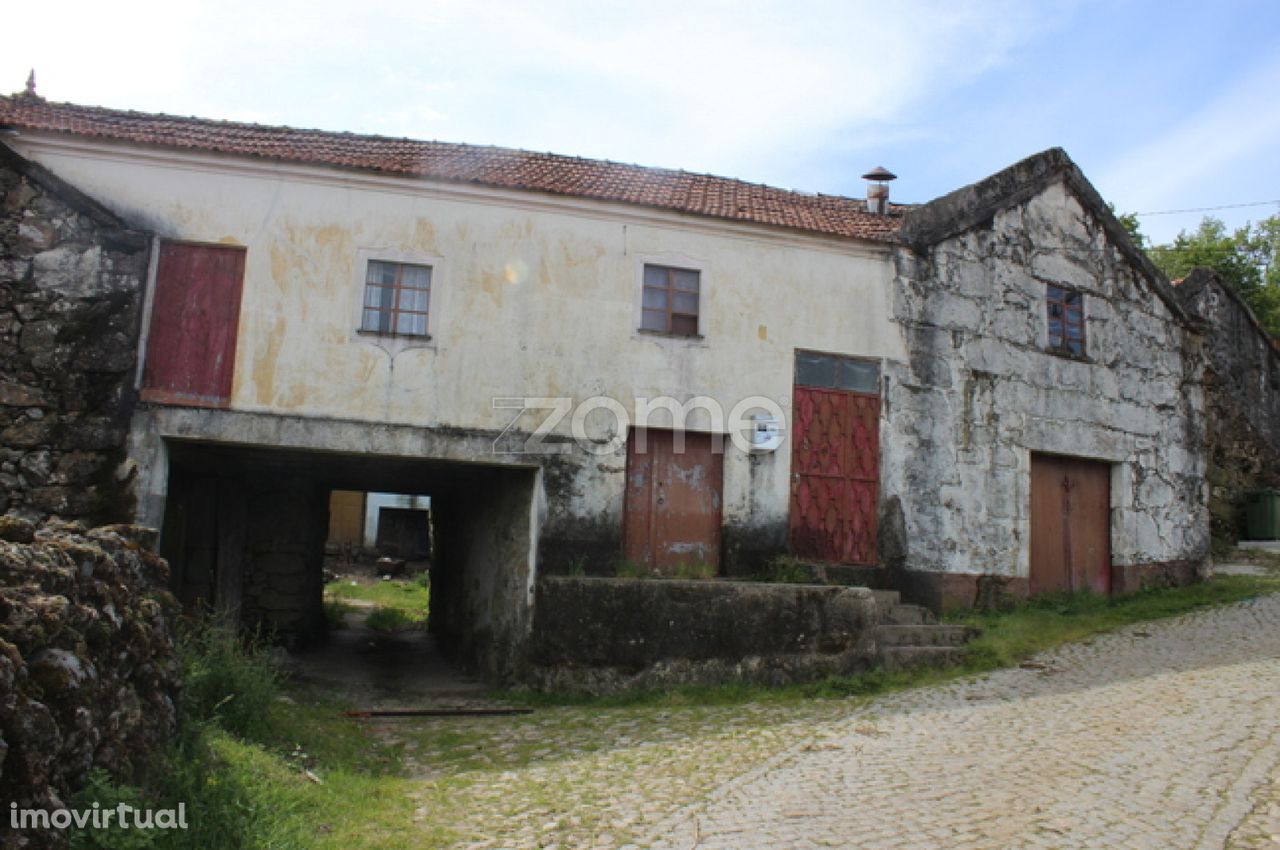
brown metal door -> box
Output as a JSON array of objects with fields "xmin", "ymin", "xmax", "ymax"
[
  {"xmin": 142, "ymin": 241, "xmax": 246, "ymax": 407},
  {"xmin": 789, "ymin": 352, "xmax": 881, "ymax": 565},
  {"xmin": 1030, "ymin": 454, "xmax": 1112, "ymax": 595},
  {"xmin": 623, "ymin": 429, "xmax": 723, "ymax": 574}
]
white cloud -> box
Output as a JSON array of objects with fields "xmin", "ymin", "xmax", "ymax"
[
  {"xmin": 3, "ymin": 0, "xmax": 1062, "ymax": 188},
  {"xmin": 1095, "ymin": 54, "xmax": 1280, "ymax": 242}
]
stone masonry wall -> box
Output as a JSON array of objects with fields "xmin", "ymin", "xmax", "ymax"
[
  {"xmin": 1175, "ymin": 268, "xmax": 1280, "ymax": 541},
  {"xmin": 0, "ymin": 518, "xmax": 179, "ymax": 850},
  {"xmin": 531, "ymin": 576, "xmax": 878, "ymax": 693},
  {"xmin": 883, "ymin": 176, "xmax": 1208, "ymax": 592},
  {"xmin": 0, "ymin": 144, "xmax": 150, "ymax": 525}
]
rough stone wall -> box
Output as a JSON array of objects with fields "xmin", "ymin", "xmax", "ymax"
[
  {"xmin": 1175, "ymin": 269, "xmax": 1280, "ymax": 541},
  {"xmin": 0, "ymin": 144, "xmax": 150, "ymax": 525},
  {"xmin": 242, "ymin": 481, "xmax": 327, "ymax": 643},
  {"xmin": 883, "ymin": 177, "xmax": 1208, "ymax": 587},
  {"xmin": 531, "ymin": 576, "xmax": 877, "ymax": 693},
  {"xmin": 0, "ymin": 519, "xmax": 179, "ymax": 850},
  {"xmin": 431, "ymin": 466, "xmax": 539, "ymax": 682}
]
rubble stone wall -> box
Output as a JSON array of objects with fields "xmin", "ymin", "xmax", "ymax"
[
  {"xmin": 0, "ymin": 144, "xmax": 151, "ymax": 525},
  {"xmin": 0, "ymin": 519, "xmax": 180, "ymax": 850},
  {"xmin": 1174, "ymin": 269, "xmax": 1280, "ymax": 542},
  {"xmin": 531, "ymin": 576, "xmax": 878, "ymax": 693}
]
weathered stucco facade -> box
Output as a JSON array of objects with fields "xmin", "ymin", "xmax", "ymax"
[
  {"xmin": 0, "ymin": 96, "xmax": 1213, "ymax": 681},
  {"xmin": 3, "ymin": 129, "xmax": 901, "ymax": 578}
]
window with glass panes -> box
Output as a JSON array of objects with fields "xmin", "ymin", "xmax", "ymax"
[
  {"xmin": 640, "ymin": 264, "xmax": 700, "ymax": 336},
  {"xmin": 1046, "ymin": 284, "xmax": 1085, "ymax": 356},
  {"xmin": 361, "ymin": 260, "xmax": 431, "ymax": 337}
]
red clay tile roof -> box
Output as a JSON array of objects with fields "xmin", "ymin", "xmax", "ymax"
[{"xmin": 0, "ymin": 95, "xmax": 905, "ymax": 242}]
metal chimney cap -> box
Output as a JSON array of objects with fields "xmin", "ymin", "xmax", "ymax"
[{"xmin": 861, "ymin": 166, "xmax": 897, "ymax": 182}]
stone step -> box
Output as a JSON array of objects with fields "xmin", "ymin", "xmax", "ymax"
[
  {"xmin": 875, "ymin": 624, "xmax": 977, "ymax": 648},
  {"xmin": 880, "ymin": 603, "xmax": 936, "ymax": 626},
  {"xmin": 870, "ymin": 589, "xmax": 901, "ymax": 608},
  {"xmin": 878, "ymin": 645, "xmax": 969, "ymax": 672}
]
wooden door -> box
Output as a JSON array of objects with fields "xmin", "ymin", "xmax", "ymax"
[
  {"xmin": 623, "ymin": 429, "xmax": 723, "ymax": 574},
  {"xmin": 789, "ymin": 352, "xmax": 881, "ymax": 565},
  {"xmin": 142, "ymin": 241, "xmax": 246, "ymax": 407},
  {"xmin": 1030, "ymin": 454, "xmax": 1112, "ymax": 595}
]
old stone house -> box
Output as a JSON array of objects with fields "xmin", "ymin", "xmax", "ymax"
[
  {"xmin": 0, "ymin": 92, "xmax": 1209, "ymax": 681},
  {"xmin": 1174, "ymin": 267, "xmax": 1280, "ymax": 541}
]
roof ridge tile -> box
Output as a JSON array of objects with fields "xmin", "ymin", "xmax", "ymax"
[{"xmin": 0, "ymin": 95, "xmax": 904, "ymax": 242}]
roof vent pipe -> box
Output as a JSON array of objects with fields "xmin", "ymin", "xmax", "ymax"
[{"xmin": 862, "ymin": 166, "xmax": 897, "ymax": 214}]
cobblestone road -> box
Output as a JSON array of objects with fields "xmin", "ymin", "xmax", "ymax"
[{"xmin": 645, "ymin": 595, "xmax": 1280, "ymax": 850}]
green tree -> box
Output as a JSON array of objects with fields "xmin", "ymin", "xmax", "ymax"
[
  {"xmin": 1108, "ymin": 203, "xmax": 1146, "ymax": 249},
  {"xmin": 1147, "ymin": 215, "xmax": 1280, "ymax": 336}
]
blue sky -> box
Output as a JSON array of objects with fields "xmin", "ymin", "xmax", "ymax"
[{"xmin": 6, "ymin": 0, "xmax": 1278, "ymax": 243}]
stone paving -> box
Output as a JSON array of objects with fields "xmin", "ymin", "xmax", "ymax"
[{"xmin": 644, "ymin": 595, "xmax": 1280, "ymax": 850}]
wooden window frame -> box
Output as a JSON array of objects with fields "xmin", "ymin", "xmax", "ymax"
[
  {"xmin": 1046, "ymin": 283, "xmax": 1086, "ymax": 358},
  {"xmin": 794, "ymin": 349, "xmax": 881, "ymax": 396},
  {"xmin": 639, "ymin": 263, "xmax": 701, "ymax": 337},
  {"xmin": 360, "ymin": 259, "xmax": 432, "ymax": 339}
]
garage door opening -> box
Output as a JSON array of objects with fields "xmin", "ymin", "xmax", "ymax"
[{"xmin": 159, "ymin": 440, "xmax": 540, "ymax": 684}]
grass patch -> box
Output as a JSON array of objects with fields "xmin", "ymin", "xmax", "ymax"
[
  {"xmin": 950, "ymin": 572, "xmax": 1280, "ymax": 672},
  {"xmin": 70, "ymin": 617, "xmax": 426, "ymax": 850},
  {"xmin": 365, "ymin": 607, "xmax": 418, "ymax": 633},
  {"xmin": 613, "ymin": 559, "xmax": 645, "ymax": 578},
  {"xmin": 177, "ymin": 622, "xmax": 280, "ymax": 741},
  {"xmin": 672, "ymin": 561, "xmax": 716, "ymax": 580},
  {"xmin": 325, "ymin": 578, "xmax": 430, "ymax": 619}
]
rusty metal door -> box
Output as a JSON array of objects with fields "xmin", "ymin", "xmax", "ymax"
[
  {"xmin": 789, "ymin": 352, "xmax": 881, "ymax": 565},
  {"xmin": 1030, "ymin": 454, "xmax": 1112, "ymax": 595},
  {"xmin": 142, "ymin": 241, "xmax": 246, "ymax": 407},
  {"xmin": 623, "ymin": 429, "xmax": 723, "ymax": 574}
]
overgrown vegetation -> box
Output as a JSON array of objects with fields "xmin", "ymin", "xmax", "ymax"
[
  {"xmin": 672, "ymin": 561, "xmax": 717, "ymax": 580},
  {"xmin": 751, "ymin": 555, "xmax": 816, "ymax": 584},
  {"xmin": 950, "ymin": 571, "xmax": 1280, "ymax": 672},
  {"xmin": 607, "ymin": 559, "xmax": 718, "ymax": 579},
  {"xmin": 177, "ymin": 623, "xmax": 280, "ymax": 741},
  {"xmin": 364, "ymin": 606, "xmax": 418, "ymax": 632},
  {"xmin": 69, "ymin": 563, "xmax": 1279, "ymax": 848},
  {"xmin": 69, "ymin": 619, "xmax": 421, "ymax": 849}
]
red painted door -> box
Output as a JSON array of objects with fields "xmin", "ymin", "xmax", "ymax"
[
  {"xmin": 623, "ymin": 429, "xmax": 723, "ymax": 575},
  {"xmin": 1030, "ymin": 454, "xmax": 1112, "ymax": 595},
  {"xmin": 789, "ymin": 352, "xmax": 881, "ymax": 565},
  {"xmin": 142, "ymin": 241, "xmax": 246, "ymax": 407}
]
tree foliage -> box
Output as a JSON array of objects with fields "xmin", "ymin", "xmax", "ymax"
[{"xmin": 1143, "ymin": 215, "xmax": 1280, "ymax": 336}]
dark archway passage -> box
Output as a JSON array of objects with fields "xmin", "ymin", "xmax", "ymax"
[{"xmin": 159, "ymin": 440, "xmax": 540, "ymax": 682}]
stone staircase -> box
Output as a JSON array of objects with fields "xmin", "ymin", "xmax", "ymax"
[
  {"xmin": 781, "ymin": 561, "xmax": 981, "ymax": 671},
  {"xmin": 868, "ymin": 588, "xmax": 979, "ymax": 671}
]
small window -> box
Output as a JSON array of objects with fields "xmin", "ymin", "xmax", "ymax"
[
  {"xmin": 795, "ymin": 351, "xmax": 880, "ymax": 394},
  {"xmin": 361, "ymin": 260, "xmax": 431, "ymax": 337},
  {"xmin": 640, "ymin": 264, "xmax": 700, "ymax": 336},
  {"xmin": 1046, "ymin": 284, "xmax": 1085, "ymax": 356}
]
